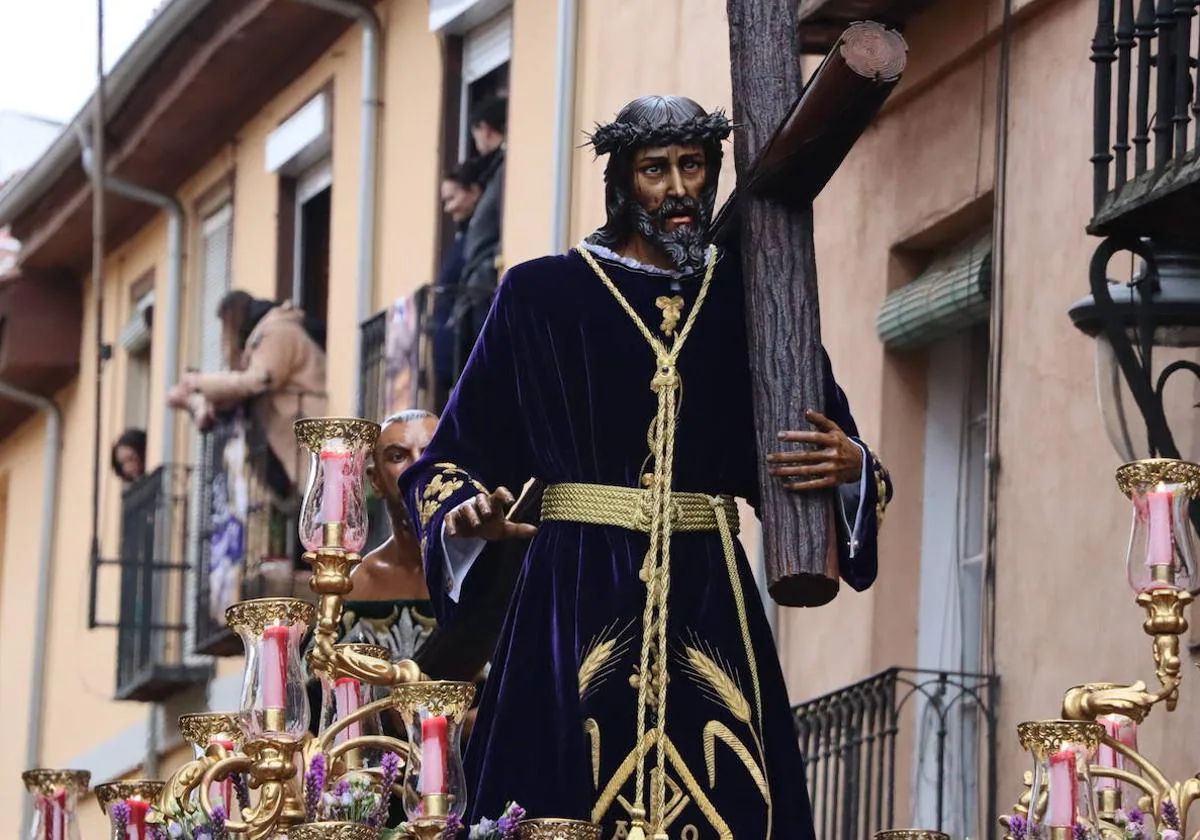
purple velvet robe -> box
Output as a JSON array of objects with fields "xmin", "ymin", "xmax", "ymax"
[{"xmin": 401, "ymin": 248, "xmax": 890, "ymax": 839}]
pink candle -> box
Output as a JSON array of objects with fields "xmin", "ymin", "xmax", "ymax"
[
  {"xmin": 418, "ymin": 715, "xmax": 449, "ymax": 795},
  {"xmin": 209, "ymin": 737, "xmax": 236, "ymax": 810},
  {"xmin": 320, "ymin": 446, "xmax": 351, "ymax": 525},
  {"xmin": 125, "ymin": 799, "xmax": 148, "ymax": 840},
  {"xmin": 52, "ymin": 788, "xmax": 66, "ymax": 840},
  {"xmin": 334, "ymin": 677, "xmax": 364, "ymax": 743},
  {"xmin": 1146, "ymin": 487, "xmax": 1174, "ymax": 571},
  {"xmin": 1096, "ymin": 714, "xmax": 1137, "ymax": 790},
  {"xmin": 1046, "ymin": 749, "xmax": 1078, "ymax": 827},
  {"xmin": 261, "ymin": 625, "xmax": 290, "ymax": 713}
]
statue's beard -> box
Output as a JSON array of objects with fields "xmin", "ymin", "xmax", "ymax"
[{"xmin": 630, "ymin": 194, "xmax": 710, "ymax": 274}]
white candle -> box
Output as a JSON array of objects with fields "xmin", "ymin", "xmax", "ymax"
[
  {"xmin": 334, "ymin": 678, "xmax": 364, "ymax": 743},
  {"xmin": 1146, "ymin": 486, "xmax": 1174, "ymax": 571}
]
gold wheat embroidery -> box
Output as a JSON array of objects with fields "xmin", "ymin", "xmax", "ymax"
[
  {"xmin": 679, "ymin": 643, "xmax": 751, "ymax": 724},
  {"xmin": 584, "ymin": 718, "xmax": 601, "ymax": 789},
  {"xmin": 578, "ymin": 620, "xmax": 632, "ymax": 699}
]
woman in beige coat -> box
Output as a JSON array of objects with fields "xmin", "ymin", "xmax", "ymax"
[{"xmin": 168, "ymin": 290, "xmax": 328, "ymax": 492}]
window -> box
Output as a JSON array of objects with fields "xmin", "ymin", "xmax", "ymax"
[
  {"xmin": 459, "ymin": 10, "xmax": 511, "ymax": 158},
  {"xmin": 912, "ymin": 323, "xmax": 990, "ymax": 836},
  {"xmin": 290, "ymin": 162, "xmax": 331, "ymax": 330},
  {"xmin": 119, "ymin": 274, "xmax": 155, "ymax": 433},
  {"xmin": 198, "ymin": 202, "xmax": 233, "ymax": 372}
]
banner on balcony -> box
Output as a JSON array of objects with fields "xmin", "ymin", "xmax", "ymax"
[{"xmin": 209, "ymin": 417, "xmax": 250, "ymax": 624}]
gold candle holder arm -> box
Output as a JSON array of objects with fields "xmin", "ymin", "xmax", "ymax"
[
  {"xmin": 197, "ymin": 754, "xmax": 255, "ymax": 826},
  {"xmin": 315, "ymin": 694, "xmax": 409, "ymax": 752},
  {"xmin": 1062, "ymin": 680, "xmax": 1160, "ymax": 723},
  {"xmin": 1138, "ymin": 587, "xmax": 1192, "ymax": 710}
]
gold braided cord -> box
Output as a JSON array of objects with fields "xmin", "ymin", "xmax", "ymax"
[
  {"xmin": 541, "ymin": 483, "xmax": 740, "ymax": 534},
  {"xmin": 576, "ymin": 243, "xmax": 717, "ymax": 838}
]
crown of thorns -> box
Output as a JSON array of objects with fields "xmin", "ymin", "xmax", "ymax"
[{"xmin": 586, "ymin": 110, "xmax": 734, "ymax": 156}]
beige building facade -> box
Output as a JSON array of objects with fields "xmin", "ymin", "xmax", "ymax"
[{"xmin": 0, "ymin": 0, "xmax": 1194, "ymax": 837}]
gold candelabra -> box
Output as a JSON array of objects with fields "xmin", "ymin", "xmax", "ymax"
[{"xmin": 998, "ymin": 459, "xmax": 1200, "ymax": 840}]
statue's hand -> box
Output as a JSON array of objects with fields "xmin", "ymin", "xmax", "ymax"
[
  {"xmin": 767, "ymin": 410, "xmax": 863, "ymax": 491},
  {"xmin": 445, "ymin": 487, "xmax": 538, "ymax": 541}
]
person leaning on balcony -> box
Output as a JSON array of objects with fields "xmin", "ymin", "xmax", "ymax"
[
  {"xmin": 432, "ymin": 159, "xmax": 485, "ymax": 403},
  {"xmin": 451, "ymin": 95, "xmax": 507, "ymax": 375},
  {"xmin": 166, "ymin": 290, "xmax": 328, "ymax": 494}
]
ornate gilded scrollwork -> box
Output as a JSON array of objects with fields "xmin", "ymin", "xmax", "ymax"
[
  {"xmin": 225, "ymin": 598, "xmax": 316, "ymax": 637},
  {"xmin": 292, "ymin": 417, "xmax": 381, "ymax": 453}
]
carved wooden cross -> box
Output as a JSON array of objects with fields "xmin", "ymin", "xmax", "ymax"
[{"xmin": 724, "ymin": 6, "xmax": 907, "ymax": 606}]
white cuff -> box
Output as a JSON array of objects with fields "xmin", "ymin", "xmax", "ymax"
[
  {"xmin": 440, "ymin": 525, "xmax": 486, "ymax": 603},
  {"xmin": 836, "ymin": 440, "xmax": 870, "ymax": 558}
]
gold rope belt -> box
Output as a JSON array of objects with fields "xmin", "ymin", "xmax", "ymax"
[{"xmin": 540, "ymin": 482, "xmax": 740, "ymax": 536}]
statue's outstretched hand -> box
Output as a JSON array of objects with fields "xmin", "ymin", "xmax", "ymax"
[
  {"xmin": 444, "ymin": 487, "xmax": 538, "ymax": 541},
  {"xmin": 767, "ymin": 409, "xmax": 863, "ymax": 491}
]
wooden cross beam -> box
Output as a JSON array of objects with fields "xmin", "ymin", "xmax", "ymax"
[{"xmin": 725, "ymin": 7, "xmax": 907, "ymax": 607}]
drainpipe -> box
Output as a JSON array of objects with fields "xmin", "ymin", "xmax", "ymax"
[
  {"xmin": 293, "ymin": 0, "xmax": 383, "ymax": 410},
  {"xmin": 550, "ymin": 0, "xmax": 579, "ymax": 252},
  {"xmin": 4, "ymin": 383, "xmax": 63, "ymax": 829},
  {"xmin": 79, "ymin": 145, "xmax": 184, "ymax": 777},
  {"xmin": 81, "ymin": 148, "xmax": 185, "ymax": 471}
]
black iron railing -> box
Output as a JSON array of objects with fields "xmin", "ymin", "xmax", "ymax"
[
  {"xmin": 359, "ymin": 308, "xmax": 390, "ymax": 423},
  {"xmin": 114, "ymin": 466, "xmax": 211, "ymax": 701},
  {"xmin": 1091, "ymin": 0, "xmax": 1200, "ymax": 234},
  {"xmin": 793, "ymin": 667, "xmax": 998, "ymax": 840},
  {"xmin": 193, "ymin": 412, "xmax": 308, "ymax": 656}
]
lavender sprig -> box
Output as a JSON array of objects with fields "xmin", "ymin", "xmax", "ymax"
[
  {"xmin": 1073, "ymin": 821, "xmax": 1088, "ymax": 840},
  {"xmin": 1007, "ymin": 814, "xmax": 1028, "ymax": 840},
  {"xmin": 1162, "ymin": 799, "xmax": 1181, "ymax": 831},
  {"xmin": 496, "ymin": 802, "xmax": 525, "ymax": 840},
  {"xmin": 368, "ymin": 752, "xmax": 403, "ymax": 829},
  {"xmin": 210, "ymin": 806, "xmax": 229, "ymax": 840},
  {"xmin": 441, "ymin": 813, "xmax": 465, "ymax": 840},
  {"xmin": 232, "ymin": 774, "xmax": 250, "ymax": 814},
  {"xmin": 110, "ymin": 801, "xmax": 131, "ymax": 840},
  {"xmin": 305, "ymin": 753, "xmax": 327, "ymax": 821}
]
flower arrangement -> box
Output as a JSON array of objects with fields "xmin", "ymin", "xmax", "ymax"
[
  {"xmin": 304, "ymin": 752, "xmax": 402, "ymax": 828},
  {"xmin": 1005, "ymin": 800, "xmax": 1184, "ymax": 840}
]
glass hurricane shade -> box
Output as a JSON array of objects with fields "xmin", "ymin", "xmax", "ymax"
[
  {"xmin": 227, "ymin": 598, "xmax": 314, "ymax": 741},
  {"xmin": 318, "ymin": 645, "xmax": 388, "ymax": 767},
  {"xmin": 295, "ymin": 419, "xmax": 378, "ymax": 553},
  {"xmin": 1118, "ymin": 461, "xmax": 1200, "ymax": 593},
  {"xmin": 393, "ymin": 682, "xmax": 475, "ymax": 823},
  {"xmin": 1018, "ymin": 721, "xmax": 1103, "ymax": 839},
  {"xmin": 22, "ymin": 771, "xmax": 89, "ymax": 840}
]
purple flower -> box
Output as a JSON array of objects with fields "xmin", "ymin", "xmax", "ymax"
[
  {"xmin": 442, "ymin": 813, "xmax": 465, "ymax": 839},
  {"xmin": 147, "ymin": 826, "xmax": 167, "ymax": 840},
  {"xmin": 368, "ymin": 751, "xmax": 403, "ymax": 829},
  {"xmin": 497, "ymin": 802, "xmax": 526, "ymax": 840},
  {"xmin": 1007, "ymin": 814, "xmax": 1028, "ymax": 840},
  {"xmin": 211, "ymin": 805, "xmax": 229, "ymax": 840},
  {"xmin": 110, "ymin": 801, "xmax": 131, "ymax": 840},
  {"xmin": 1162, "ymin": 799, "xmax": 1181, "ymax": 831},
  {"xmin": 1129, "ymin": 808, "xmax": 1146, "ymax": 825},
  {"xmin": 232, "ymin": 774, "xmax": 250, "ymax": 813},
  {"xmin": 305, "ymin": 753, "xmax": 327, "ymax": 821},
  {"xmin": 1073, "ymin": 821, "xmax": 1087, "ymax": 840},
  {"xmin": 1162, "ymin": 831, "xmax": 1182, "ymax": 840}
]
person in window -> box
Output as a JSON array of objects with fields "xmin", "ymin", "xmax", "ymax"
[
  {"xmin": 166, "ymin": 290, "xmax": 327, "ymax": 497},
  {"xmin": 432, "ymin": 160, "xmax": 484, "ymax": 404},
  {"xmin": 451, "ymin": 96, "xmax": 508, "ymax": 377},
  {"xmin": 109, "ymin": 428, "xmax": 147, "ymax": 483}
]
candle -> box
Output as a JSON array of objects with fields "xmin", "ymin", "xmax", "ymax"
[
  {"xmin": 1096, "ymin": 714, "xmax": 1137, "ymax": 790},
  {"xmin": 1146, "ymin": 486, "xmax": 1174, "ymax": 573},
  {"xmin": 334, "ymin": 677, "xmax": 364, "ymax": 743},
  {"xmin": 320, "ymin": 442, "xmax": 351, "ymax": 525},
  {"xmin": 209, "ymin": 736, "xmax": 236, "ymax": 810},
  {"xmin": 1046, "ymin": 748, "xmax": 1078, "ymax": 827},
  {"xmin": 126, "ymin": 799, "xmax": 149, "ymax": 840},
  {"xmin": 418, "ymin": 715, "xmax": 449, "ymax": 796},
  {"xmin": 52, "ymin": 788, "xmax": 66, "ymax": 840},
  {"xmin": 261, "ymin": 625, "xmax": 291, "ymax": 714}
]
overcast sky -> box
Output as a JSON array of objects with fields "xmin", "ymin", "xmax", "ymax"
[{"xmin": 1, "ymin": 0, "xmax": 163, "ymax": 124}]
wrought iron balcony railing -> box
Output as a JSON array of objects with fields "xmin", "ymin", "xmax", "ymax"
[
  {"xmin": 192, "ymin": 411, "xmax": 311, "ymax": 656},
  {"xmin": 1091, "ymin": 0, "xmax": 1200, "ymax": 236},
  {"xmin": 792, "ymin": 667, "xmax": 998, "ymax": 840},
  {"xmin": 113, "ymin": 465, "xmax": 211, "ymax": 701}
]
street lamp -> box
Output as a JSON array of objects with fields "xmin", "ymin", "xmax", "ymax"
[{"xmin": 1068, "ymin": 236, "xmax": 1200, "ymax": 462}]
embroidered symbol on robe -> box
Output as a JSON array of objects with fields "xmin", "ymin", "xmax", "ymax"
[{"xmin": 655, "ymin": 295, "xmax": 685, "ymax": 337}]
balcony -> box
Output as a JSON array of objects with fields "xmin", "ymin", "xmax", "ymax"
[
  {"xmin": 792, "ymin": 667, "xmax": 998, "ymax": 840},
  {"xmin": 1090, "ymin": 0, "xmax": 1200, "ymax": 237},
  {"xmin": 192, "ymin": 413, "xmax": 312, "ymax": 656},
  {"xmin": 357, "ymin": 286, "xmax": 441, "ymax": 423},
  {"xmin": 113, "ymin": 466, "xmax": 211, "ymax": 701}
]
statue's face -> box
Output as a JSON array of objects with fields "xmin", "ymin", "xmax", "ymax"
[{"xmin": 628, "ymin": 143, "xmax": 711, "ymax": 273}]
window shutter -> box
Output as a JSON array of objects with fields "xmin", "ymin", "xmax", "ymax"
[
  {"xmin": 876, "ymin": 230, "xmax": 992, "ymax": 351},
  {"xmin": 463, "ymin": 10, "xmax": 512, "ymax": 84}
]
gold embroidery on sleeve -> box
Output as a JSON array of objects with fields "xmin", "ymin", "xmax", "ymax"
[{"xmin": 418, "ymin": 463, "xmax": 489, "ymax": 528}]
